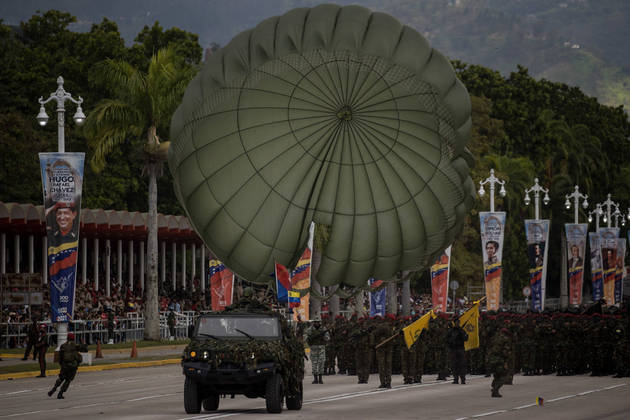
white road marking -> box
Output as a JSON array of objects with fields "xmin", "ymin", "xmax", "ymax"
[
  {"xmin": 128, "ymin": 393, "xmax": 178, "ymax": 402},
  {"xmin": 472, "ymin": 410, "xmax": 507, "ymax": 417},
  {"xmin": 0, "ymin": 390, "xmax": 31, "ymax": 396}
]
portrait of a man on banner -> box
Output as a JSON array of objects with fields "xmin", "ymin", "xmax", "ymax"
[
  {"xmin": 39, "ymin": 153, "xmax": 85, "ymax": 323},
  {"xmin": 565, "ymin": 223, "xmax": 587, "ymax": 306},
  {"xmin": 480, "ymin": 212, "xmax": 505, "ymax": 311},
  {"xmin": 525, "ymin": 220, "xmax": 550, "ymax": 311}
]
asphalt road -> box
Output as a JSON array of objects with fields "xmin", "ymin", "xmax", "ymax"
[{"xmin": 1, "ymin": 366, "xmax": 629, "ymax": 419}]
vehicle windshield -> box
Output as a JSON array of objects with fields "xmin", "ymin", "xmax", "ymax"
[{"xmin": 196, "ymin": 316, "xmax": 281, "ymax": 339}]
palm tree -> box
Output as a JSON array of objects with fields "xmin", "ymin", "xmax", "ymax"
[{"xmin": 83, "ymin": 47, "xmax": 197, "ymax": 340}]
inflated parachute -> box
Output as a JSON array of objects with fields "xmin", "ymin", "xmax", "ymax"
[{"xmin": 169, "ymin": 4, "xmax": 475, "ymax": 288}]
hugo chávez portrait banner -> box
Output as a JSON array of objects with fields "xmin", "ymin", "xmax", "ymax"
[
  {"xmin": 589, "ymin": 232, "xmax": 604, "ymax": 302},
  {"xmin": 480, "ymin": 212, "xmax": 506, "ymax": 311},
  {"xmin": 39, "ymin": 153, "xmax": 84, "ymax": 323},
  {"xmin": 598, "ymin": 227, "xmax": 619, "ymax": 306},
  {"xmin": 525, "ymin": 219, "xmax": 550, "ymax": 311},
  {"xmin": 565, "ymin": 223, "xmax": 588, "ymax": 306}
]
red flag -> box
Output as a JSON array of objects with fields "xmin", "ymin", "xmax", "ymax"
[
  {"xmin": 275, "ymin": 261, "xmax": 291, "ymax": 302},
  {"xmin": 209, "ymin": 260, "xmax": 234, "ymax": 311}
]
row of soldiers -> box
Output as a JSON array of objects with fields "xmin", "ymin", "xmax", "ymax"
[{"xmin": 303, "ymin": 306, "xmax": 630, "ymax": 395}]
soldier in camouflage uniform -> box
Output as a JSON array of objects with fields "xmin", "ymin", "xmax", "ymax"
[
  {"xmin": 488, "ymin": 328, "xmax": 512, "ymax": 397},
  {"xmin": 354, "ymin": 318, "xmax": 373, "ymax": 384},
  {"xmin": 47, "ymin": 333, "xmax": 85, "ymax": 399},
  {"xmin": 399, "ymin": 317, "xmax": 416, "ymax": 384},
  {"xmin": 413, "ymin": 332, "xmax": 427, "ymax": 383},
  {"xmin": 373, "ymin": 316, "xmax": 395, "ymax": 388},
  {"xmin": 323, "ymin": 316, "xmax": 336, "ymax": 375},
  {"xmin": 305, "ymin": 318, "xmax": 330, "ymax": 384}
]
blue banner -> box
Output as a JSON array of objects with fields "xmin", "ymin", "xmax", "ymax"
[
  {"xmin": 615, "ymin": 239, "xmax": 625, "ymax": 305},
  {"xmin": 589, "ymin": 232, "xmax": 604, "ymax": 302},
  {"xmin": 369, "ymin": 278, "xmax": 386, "ymax": 317},
  {"xmin": 525, "ymin": 219, "xmax": 550, "ymax": 311},
  {"xmin": 40, "ymin": 153, "xmax": 84, "ymax": 323}
]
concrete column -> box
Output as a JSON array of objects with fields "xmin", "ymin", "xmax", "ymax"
[
  {"xmin": 128, "ymin": 240, "xmax": 134, "ymax": 291},
  {"xmin": 42, "ymin": 236, "xmax": 48, "ymax": 284},
  {"xmin": 402, "ymin": 277, "xmax": 411, "ymax": 316},
  {"xmin": 82, "ymin": 237, "xmax": 87, "ymax": 285},
  {"xmin": 330, "ymin": 287, "xmax": 340, "ymax": 317},
  {"xmin": 181, "ymin": 242, "xmax": 187, "ymax": 289},
  {"xmin": 140, "ymin": 240, "xmax": 145, "ymax": 293},
  {"xmin": 191, "ymin": 243, "xmax": 196, "ymax": 290},
  {"xmin": 1, "ymin": 233, "xmax": 5, "ymax": 274},
  {"xmin": 105, "ymin": 239, "xmax": 111, "ymax": 297},
  {"xmin": 93, "ymin": 238, "xmax": 99, "ymax": 291},
  {"xmin": 14, "ymin": 234, "xmax": 20, "ymax": 273},
  {"xmin": 160, "ymin": 241, "xmax": 166, "ymax": 285},
  {"xmin": 387, "ymin": 282, "xmax": 398, "ymax": 315},
  {"xmin": 117, "ymin": 239, "xmax": 123, "ymax": 290},
  {"xmin": 200, "ymin": 246, "xmax": 206, "ymax": 292},
  {"xmin": 172, "ymin": 242, "xmax": 177, "ymax": 291},
  {"xmin": 28, "ymin": 235, "xmax": 34, "ymax": 273}
]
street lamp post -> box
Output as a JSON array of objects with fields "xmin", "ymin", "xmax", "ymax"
[
  {"xmin": 611, "ymin": 205, "xmax": 625, "ymax": 228},
  {"xmin": 599, "ymin": 193, "xmax": 617, "ymax": 228},
  {"xmin": 37, "ymin": 76, "xmax": 86, "ymax": 153},
  {"xmin": 478, "ymin": 169, "xmax": 507, "ymax": 212},
  {"xmin": 564, "ymin": 185, "xmax": 589, "ymax": 224},
  {"xmin": 588, "ymin": 204, "xmax": 605, "ymax": 230},
  {"xmin": 524, "ymin": 178, "xmax": 550, "ymax": 220},
  {"xmin": 36, "ymin": 76, "xmax": 86, "ymax": 348}
]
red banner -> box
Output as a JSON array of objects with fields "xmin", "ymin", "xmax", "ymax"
[
  {"xmin": 209, "ymin": 260, "xmax": 234, "ymax": 311},
  {"xmin": 431, "ymin": 246, "xmax": 451, "ymax": 312}
]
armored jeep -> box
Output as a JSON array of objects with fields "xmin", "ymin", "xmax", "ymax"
[{"xmin": 182, "ymin": 309, "xmax": 304, "ymax": 414}]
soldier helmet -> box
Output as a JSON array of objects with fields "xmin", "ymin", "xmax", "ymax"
[{"xmin": 311, "ymin": 315, "xmax": 321, "ymax": 322}]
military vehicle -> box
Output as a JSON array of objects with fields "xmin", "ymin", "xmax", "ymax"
[{"xmin": 182, "ymin": 309, "xmax": 304, "ymax": 414}]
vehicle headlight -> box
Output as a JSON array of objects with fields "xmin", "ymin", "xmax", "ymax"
[
  {"xmin": 190, "ymin": 351, "xmax": 197, "ymax": 358},
  {"xmin": 203, "ymin": 351, "xmax": 209, "ymax": 359}
]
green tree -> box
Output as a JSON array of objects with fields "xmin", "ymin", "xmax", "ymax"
[{"xmin": 82, "ymin": 47, "xmax": 197, "ymax": 340}]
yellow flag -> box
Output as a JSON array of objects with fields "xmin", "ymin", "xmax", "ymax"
[
  {"xmin": 402, "ymin": 310, "xmax": 436, "ymax": 349},
  {"xmin": 459, "ymin": 301, "xmax": 480, "ymax": 351}
]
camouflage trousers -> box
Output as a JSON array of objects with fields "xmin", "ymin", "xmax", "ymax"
[{"xmin": 311, "ymin": 345, "xmax": 326, "ymax": 375}]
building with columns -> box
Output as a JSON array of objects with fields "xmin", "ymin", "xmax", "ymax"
[{"xmin": 0, "ymin": 202, "xmax": 212, "ymax": 296}]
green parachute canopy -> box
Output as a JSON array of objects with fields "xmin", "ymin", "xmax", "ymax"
[{"xmin": 169, "ymin": 4, "xmax": 475, "ymax": 288}]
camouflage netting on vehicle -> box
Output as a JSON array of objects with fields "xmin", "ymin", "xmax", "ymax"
[{"xmin": 183, "ymin": 299, "xmax": 305, "ymax": 395}]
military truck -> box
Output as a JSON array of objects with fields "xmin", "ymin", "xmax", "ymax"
[{"xmin": 182, "ymin": 310, "xmax": 305, "ymax": 414}]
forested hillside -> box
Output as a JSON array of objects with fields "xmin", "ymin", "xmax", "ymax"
[{"xmin": 2, "ymin": 0, "xmax": 629, "ymax": 108}]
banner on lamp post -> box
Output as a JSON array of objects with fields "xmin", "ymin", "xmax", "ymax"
[
  {"xmin": 369, "ymin": 278, "xmax": 386, "ymax": 317},
  {"xmin": 430, "ymin": 245, "xmax": 451, "ymax": 313},
  {"xmin": 598, "ymin": 227, "xmax": 620, "ymax": 306},
  {"xmin": 589, "ymin": 233, "xmax": 604, "ymax": 302},
  {"xmin": 615, "ymin": 238, "xmax": 626, "ymax": 305},
  {"xmin": 525, "ymin": 219, "xmax": 550, "ymax": 311},
  {"xmin": 39, "ymin": 153, "xmax": 84, "ymax": 323},
  {"xmin": 480, "ymin": 212, "xmax": 506, "ymax": 311},
  {"xmin": 565, "ymin": 223, "xmax": 588, "ymax": 306}
]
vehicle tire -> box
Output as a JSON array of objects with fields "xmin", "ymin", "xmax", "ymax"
[
  {"xmin": 203, "ymin": 393, "xmax": 220, "ymax": 411},
  {"xmin": 184, "ymin": 377, "xmax": 202, "ymax": 414},
  {"xmin": 286, "ymin": 381, "xmax": 303, "ymax": 410},
  {"xmin": 265, "ymin": 373, "xmax": 284, "ymax": 413}
]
